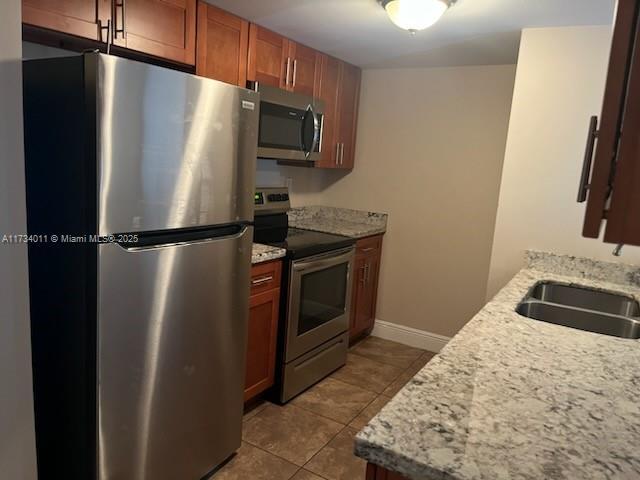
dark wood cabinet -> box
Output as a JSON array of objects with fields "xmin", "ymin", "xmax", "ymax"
[
  {"xmin": 317, "ymin": 55, "xmax": 362, "ymax": 169},
  {"xmin": 22, "ymin": 0, "xmax": 196, "ymax": 65},
  {"xmin": 248, "ymin": 24, "xmax": 320, "ymax": 94},
  {"xmin": 366, "ymin": 463, "xmax": 410, "ymax": 480},
  {"xmin": 247, "ymin": 24, "xmax": 289, "ymax": 89},
  {"xmin": 196, "ymin": 1, "xmax": 248, "ymax": 86},
  {"xmin": 114, "ymin": 0, "xmax": 196, "ymax": 65},
  {"xmin": 581, "ymin": 0, "xmax": 640, "ymax": 246},
  {"xmin": 245, "ymin": 260, "xmax": 282, "ymax": 402},
  {"xmin": 22, "ymin": 0, "xmax": 110, "ymax": 41},
  {"xmin": 337, "ymin": 61, "xmax": 361, "ymax": 169},
  {"xmin": 287, "ymin": 41, "xmax": 321, "ymax": 96},
  {"xmin": 350, "ymin": 235, "xmax": 383, "ymax": 342}
]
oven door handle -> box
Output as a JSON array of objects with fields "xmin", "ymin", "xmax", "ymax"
[{"xmin": 292, "ymin": 247, "xmax": 354, "ymax": 273}]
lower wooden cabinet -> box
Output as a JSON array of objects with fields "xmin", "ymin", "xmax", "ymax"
[
  {"xmin": 366, "ymin": 463, "xmax": 410, "ymax": 480},
  {"xmin": 350, "ymin": 234, "xmax": 383, "ymax": 342},
  {"xmin": 244, "ymin": 260, "xmax": 282, "ymax": 402}
]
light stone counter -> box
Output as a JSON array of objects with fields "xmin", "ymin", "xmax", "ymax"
[
  {"xmin": 355, "ymin": 251, "xmax": 640, "ymax": 480},
  {"xmin": 288, "ymin": 206, "xmax": 387, "ymax": 239},
  {"xmin": 251, "ymin": 243, "xmax": 286, "ymax": 265}
]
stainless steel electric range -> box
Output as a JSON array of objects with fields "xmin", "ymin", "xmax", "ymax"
[{"xmin": 254, "ymin": 187, "xmax": 356, "ymax": 402}]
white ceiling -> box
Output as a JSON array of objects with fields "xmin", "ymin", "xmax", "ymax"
[{"xmin": 205, "ymin": 0, "xmax": 615, "ymax": 68}]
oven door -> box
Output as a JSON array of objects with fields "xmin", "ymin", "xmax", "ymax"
[{"xmin": 285, "ymin": 247, "xmax": 355, "ymax": 361}]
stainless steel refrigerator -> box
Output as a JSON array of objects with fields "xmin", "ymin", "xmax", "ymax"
[{"xmin": 22, "ymin": 53, "xmax": 259, "ymax": 480}]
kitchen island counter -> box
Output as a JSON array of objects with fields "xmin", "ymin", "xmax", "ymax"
[{"xmin": 355, "ymin": 251, "xmax": 640, "ymax": 480}]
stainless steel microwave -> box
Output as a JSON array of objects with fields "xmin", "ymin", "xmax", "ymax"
[{"xmin": 255, "ymin": 84, "xmax": 324, "ymax": 163}]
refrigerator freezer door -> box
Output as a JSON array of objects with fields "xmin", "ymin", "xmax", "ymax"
[
  {"xmin": 97, "ymin": 227, "xmax": 252, "ymax": 480},
  {"xmin": 96, "ymin": 54, "xmax": 259, "ymax": 235}
]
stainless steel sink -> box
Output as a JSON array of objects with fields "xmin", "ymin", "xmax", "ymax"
[
  {"xmin": 516, "ymin": 281, "xmax": 640, "ymax": 339},
  {"xmin": 530, "ymin": 281, "xmax": 640, "ymax": 316}
]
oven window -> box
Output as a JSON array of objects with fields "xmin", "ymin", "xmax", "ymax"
[{"xmin": 298, "ymin": 263, "xmax": 348, "ymax": 335}]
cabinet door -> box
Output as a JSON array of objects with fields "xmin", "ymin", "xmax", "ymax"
[
  {"xmin": 350, "ymin": 250, "xmax": 380, "ymax": 338},
  {"xmin": 116, "ymin": 0, "xmax": 196, "ymax": 65},
  {"xmin": 289, "ymin": 42, "xmax": 320, "ymax": 96},
  {"xmin": 581, "ymin": 0, "xmax": 638, "ymax": 239},
  {"xmin": 247, "ymin": 24, "xmax": 290, "ymax": 89},
  {"xmin": 196, "ymin": 2, "xmax": 248, "ymax": 86},
  {"xmin": 336, "ymin": 62, "xmax": 361, "ymax": 169},
  {"xmin": 22, "ymin": 0, "xmax": 109, "ymax": 41},
  {"xmin": 601, "ymin": 18, "xmax": 640, "ymax": 245},
  {"xmin": 317, "ymin": 54, "xmax": 341, "ymax": 168},
  {"xmin": 244, "ymin": 288, "xmax": 280, "ymax": 401}
]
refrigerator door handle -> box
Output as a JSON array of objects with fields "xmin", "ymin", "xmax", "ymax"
[{"xmin": 116, "ymin": 224, "xmax": 250, "ymax": 251}]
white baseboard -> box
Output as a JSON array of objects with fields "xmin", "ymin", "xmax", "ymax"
[{"xmin": 371, "ymin": 320, "xmax": 450, "ymax": 353}]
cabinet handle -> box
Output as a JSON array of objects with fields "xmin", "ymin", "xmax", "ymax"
[
  {"xmin": 285, "ymin": 58, "xmax": 291, "ymax": 87},
  {"xmin": 292, "ymin": 59, "xmax": 298, "ymax": 88},
  {"xmin": 98, "ymin": 18, "xmax": 111, "ymax": 46},
  {"xmin": 364, "ymin": 263, "xmax": 370, "ymax": 283},
  {"xmin": 577, "ymin": 116, "xmax": 599, "ymax": 203},
  {"xmin": 252, "ymin": 275, "xmax": 274, "ymax": 286},
  {"xmin": 335, "ymin": 143, "xmax": 340, "ymax": 165},
  {"xmin": 361, "ymin": 247, "xmax": 375, "ymax": 253},
  {"xmin": 112, "ymin": 0, "xmax": 126, "ymax": 39},
  {"xmin": 360, "ymin": 265, "xmax": 367, "ymax": 283},
  {"xmin": 340, "ymin": 143, "xmax": 345, "ymax": 165}
]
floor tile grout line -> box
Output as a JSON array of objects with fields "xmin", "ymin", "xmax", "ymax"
[
  {"xmin": 242, "ymin": 403, "xmax": 345, "ymax": 469},
  {"xmin": 349, "ymin": 349, "xmax": 423, "ymax": 370},
  {"xmin": 300, "ymin": 424, "xmax": 353, "ymax": 477},
  {"xmin": 240, "ymin": 438, "xmax": 299, "ymax": 467}
]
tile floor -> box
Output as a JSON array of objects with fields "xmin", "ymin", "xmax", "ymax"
[{"xmin": 211, "ymin": 336, "xmax": 436, "ymax": 480}]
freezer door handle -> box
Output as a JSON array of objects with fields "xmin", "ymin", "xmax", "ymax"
[{"xmin": 116, "ymin": 224, "xmax": 249, "ymax": 251}]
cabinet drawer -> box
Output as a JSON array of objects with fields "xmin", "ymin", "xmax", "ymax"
[
  {"xmin": 356, "ymin": 235, "xmax": 382, "ymax": 256},
  {"xmin": 250, "ymin": 260, "xmax": 282, "ymax": 295}
]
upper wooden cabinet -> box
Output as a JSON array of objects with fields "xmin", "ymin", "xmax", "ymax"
[
  {"xmin": 287, "ymin": 42, "xmax": 321, "ymax": 96},
  {"xmin": 22, "ymin": 0, "xmax": 196, "ymax": 65},
  {"xmin": 247, "ymin": 24, "xmax": 289, "ymax": 89},
  {"xmin": 112, "ymin": 0, "xmax": 196, "ymax": 65},
  {"xmin": 317, "ymin": 55, "xmax": 362, "ymax": 169},
  {"xmin": 22, "ymin": 0, "xmax": 110, "ymax": 42},
  {"xmin": 337, "ymin": 62, "xmax": 361, "ymax": 169},
  {"xmin": 318, "ymin": 55, "xmax": 341, "ymax": 167},
  {"xmin": 196, "ymin": 1, "xmax": 248, "ymax": 86},
  {"xmin": 580, "ymin": 0, "xmax": 640, "ymax": 246},
  {"xmin": 247, "ymin": 24, "xmax": 320, "ymax": 95}
]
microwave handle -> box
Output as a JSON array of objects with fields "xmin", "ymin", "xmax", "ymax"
[{"xmin": 301, "ymin": 105, "xmax": 320, "ymax": 159}]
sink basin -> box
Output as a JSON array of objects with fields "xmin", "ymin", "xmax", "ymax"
[
  {"xmin": 530, "ymin": 281, "xmax": 640, "ymax": 317},
  {"xmin": 516, "ymin": 281, "xmax": 640, "ymax": 339},
  {"xmin": 516, "ymin": 301, "xmax": 640, "ymax": 339}
]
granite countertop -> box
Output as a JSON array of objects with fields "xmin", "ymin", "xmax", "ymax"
[
  {"xmin": 288, "ymin": 206, "xmax": 388, "ymax": 239},
  {"xmin": 252, "ymin": 243, "xmax": 286, "ymax": 265},
  {"xmin": 355, "ymin": 251, "xmax": 640, "ymax": 480}
]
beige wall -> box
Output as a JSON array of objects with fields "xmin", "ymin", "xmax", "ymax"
[
  {"xmin": 487, "ymin": 26, "xmax": 640, "ymax": 299},
  {"xmin": 259, "ymin": 64, "xmax": 516, "ymax": 337},
  {"xmin": 0, "ymin": 1, "xmax": 38, "ymax": 478}
]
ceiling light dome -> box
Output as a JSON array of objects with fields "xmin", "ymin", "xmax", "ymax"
[{"xmin": 381, "ymin": 0, "xmax": 454, "ymax": 34}]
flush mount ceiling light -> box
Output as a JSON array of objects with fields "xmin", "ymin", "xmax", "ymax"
[{"xmin": 380, "ymin": 0, "xmax": 456, "ymax": 34}]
